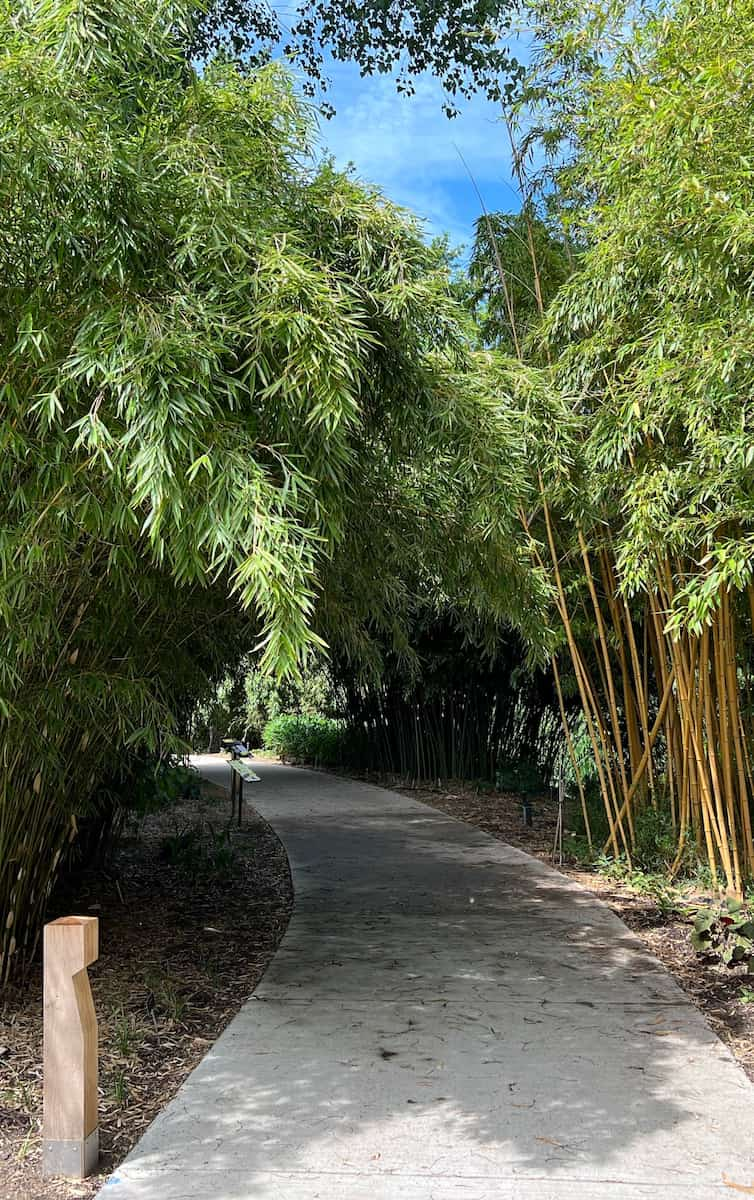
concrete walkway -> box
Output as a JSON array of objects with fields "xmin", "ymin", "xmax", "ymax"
[{"xmin": 100, "ymin": 760, "xmax": 754, "ymax": 1199}]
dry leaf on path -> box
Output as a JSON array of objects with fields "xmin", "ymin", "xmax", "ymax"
[{"xmin": 723, "ymin": 1174, "xmax": 754, "ymax": 1194}]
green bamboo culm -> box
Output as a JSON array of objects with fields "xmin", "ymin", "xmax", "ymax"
[{"xmin": 335, "ymin": 623, "xmax": 564, "ymax": 785}]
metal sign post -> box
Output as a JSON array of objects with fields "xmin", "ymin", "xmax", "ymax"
[
  {"xmin": 222, "ymin": 739, "xmax": 260, "ymax": 825},
  {"xmin": 229, "ymin": 758, "xmax": 261, "ymax": 824},
  {"xmin": 552, "ymin": 763, "xmax": 565, "ymax": 867}
]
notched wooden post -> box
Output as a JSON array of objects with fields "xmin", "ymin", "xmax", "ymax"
[{"xmin": 43, "ymin": 915, "xmax": 99, "ymax": 1178}]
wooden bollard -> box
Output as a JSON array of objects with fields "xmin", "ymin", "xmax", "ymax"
[{"xmin": 42, "ymin": 916, "xmax": 99, "ymax": 1178}]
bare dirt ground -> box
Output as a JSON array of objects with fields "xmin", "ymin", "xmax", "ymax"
[{"xmin": 0, "ymin": 780, "xmax": 292, "ymax": 1200}]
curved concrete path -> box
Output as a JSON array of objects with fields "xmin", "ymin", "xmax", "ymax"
[{"xmin": 100, "ymin": 760, "xmax": 754, "ymax": 1200}]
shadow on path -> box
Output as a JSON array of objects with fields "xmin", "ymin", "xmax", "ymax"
[{"xmin": 100, "ymin": 761, "xmax": 754, "ymax": 1200}]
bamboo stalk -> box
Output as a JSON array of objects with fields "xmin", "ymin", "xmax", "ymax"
[{"xmin": 552, "ymin": 655, "xmax": 593, "ymax": 850}]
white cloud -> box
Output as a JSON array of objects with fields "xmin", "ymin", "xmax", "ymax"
[{"xmin": 302, "ymin": 63, "xmax": 521, "ymax": 245}]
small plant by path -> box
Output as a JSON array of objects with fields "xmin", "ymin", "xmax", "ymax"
[{"xmin": 691, "ymin": 899, "xmax": 754, "ymax": 971}]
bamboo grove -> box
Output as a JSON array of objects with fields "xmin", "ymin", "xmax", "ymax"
[
  {"xmin": 0, "ymin": 0, "xmax": 536, "ymax": 980},
  {"xmin": 493, "ymin": 0, "xmax": 754, "ymax": 892},
  {"xmin": 333, "ymin": 622, "xmax": 563, "ymax": 784},
  {"xmin": 4, "ymin": 0, "xmax": 754, "ymax": 981}
]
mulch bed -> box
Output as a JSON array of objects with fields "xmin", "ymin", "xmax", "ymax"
[
  {"xmin": 0, "ymin": 780, "xmax": 293, "ymax": 1200},
  {"xmin": 361, "ymin": 772, "xmax": 754, "ymax": 1084}
]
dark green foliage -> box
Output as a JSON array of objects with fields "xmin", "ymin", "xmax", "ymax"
[
  {"xmin": 566, "ymin": 779, "xmax": 610, "ymax": 850},
  {"xmin": 335, "ymin": 620, "xmax": 563, "ymax": 784},
  {"xmin": 190, "ymin": 669, "xmax": 251, "ymax": 754},
  {"xmin": 59, "ymin": 754, "xmax": 202, "ymax": 867},
  {"xmin": 244, "ymin": 665, "xmax": 337, "ymax": 743},
  {"xmin": 159, "ymin": 822, "xmax": 238, "ymax": 882},
  {"xmin": 494, "ymin": 758, "xmax": 546, "ymax": 796},
  {"xmin": 469, "ymin": 207, "xmax": 573, "ymax": 352},
  {"xmin": 630, "ymin": 806, "xmax": 690, "ymax": 876},
  {"xmin": 124, "ymin": 758, "xmax": 202, "ymax": 822},
  {"xmin": 191, "ymin": 0, "xmax": 525, "ymax": 116},
  {"xmin": 691, "ymin": 900, "xmax": 754, "ymax": 970},
  {"xmin": 190, "ymin": 659, "xmax": 339, "ymax": 750},
  {"xmin": 570, "ymin": 794, "xmax": 698, "ymax": 878},
  {"xmin": 262, "ymin": 714, "xmax": 346, "ymax": 767}
]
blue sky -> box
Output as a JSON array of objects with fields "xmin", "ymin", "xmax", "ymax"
[{"xmin": 296, "ymin": 59, "xmax": 523, "ymax": 254}]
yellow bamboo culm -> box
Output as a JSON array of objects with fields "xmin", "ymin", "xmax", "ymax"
[{"xmin": 531, "ymin": 515, "xmax": 753, "ymax": 894}]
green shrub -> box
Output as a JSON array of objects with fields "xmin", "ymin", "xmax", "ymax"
[
  {"xmin": 125, "ymin": 756, "xmax": 201, "ymax": 823},
  {"xmin": 159, "ymin": 821, "xmax": 237, "ymax": 882},
  {"xmin": 262, "ymin": 714, "xmax": 345, "ymax": 766},
  {"xmin": 72, "ymin": 754, "xmax": 202, "ymax": 862},
  {"xmin": 494, "ymin": 758, "xmax": 545, "ymax": 795},
  {"xmin": 565, "ymin": 778, "xmax": 611, "ymax": 851},
  {"xmin": 631, "ymin": 803, "xmax": 695, "ymax": 875},
  {"xmin": 691, "ymin": 898, "xmax": 754, "ymax": 970},
  {"xmin": 569, "ymin": 791, "xmax": 696, "ymax": 877}
]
